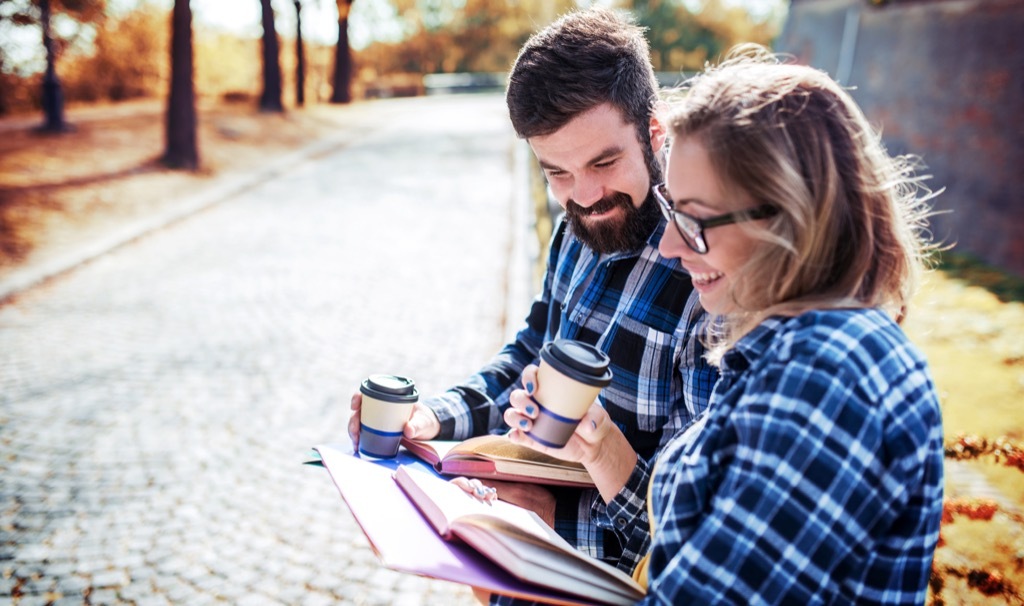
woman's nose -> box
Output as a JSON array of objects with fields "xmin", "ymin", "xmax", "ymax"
[{"xmin": 658, "ymin": 224, "xmax": 690, "ymax": 260}]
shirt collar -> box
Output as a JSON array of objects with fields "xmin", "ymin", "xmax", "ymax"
[{"xmin": 719, "ymin": 316, "xmax": 787, "ymax": 375}]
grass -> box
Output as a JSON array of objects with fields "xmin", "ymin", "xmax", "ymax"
[{"xmin": 937, "ymin": 251, "xmax": 1024, "ymax": 304}]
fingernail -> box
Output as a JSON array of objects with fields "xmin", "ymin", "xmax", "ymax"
[
  {"xmin": 526, "ymin": 382, "xmax": 534, "ymax": 393},
  {"xmin": 525, "ymin": 405, "xmax": 536, "ymax": 416},
  {"xmin": 519, "ymin": 419, "xmax": 529, "ymax": 428},
  {"xmin": 474, "ymin": 486, "xmax": 486, "ymax": 496}
]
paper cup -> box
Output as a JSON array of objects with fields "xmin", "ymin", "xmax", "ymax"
[
  {"xmin": 358, "ymin": 374, "xmax": 418, "ymax": 458},
  {"xmin": 527, "ymin": 340, "xmax": 612, "ymax": 448}
]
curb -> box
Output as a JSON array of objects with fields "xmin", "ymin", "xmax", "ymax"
[
  {"xmin": 0, "ymin": 132, "xmax": 356, "ymax": 304},
  {"xmin": 503, "ymin": 139, "xmax": 540, "ymax": 343}
]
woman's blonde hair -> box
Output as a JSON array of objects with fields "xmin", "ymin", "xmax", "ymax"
[{"xmin": 669, "ymin": 45, "xmax": 937, "ymax": 361}]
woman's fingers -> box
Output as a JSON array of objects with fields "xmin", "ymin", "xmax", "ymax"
[
  {"xmin": 521, "ymin": 364, "xmax": 539, "ymax": 394},
  {"xmin": 451, "ymin": 477, "xmax": 497, "ymax": 503},
  {"xmin": 505, "ymin": 369, "xmax": 541, "ymax": 433}
]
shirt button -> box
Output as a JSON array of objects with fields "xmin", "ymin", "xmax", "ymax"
[{"xmin": 616, "ymin": 517, "xmax": 627, "ymax": 528}]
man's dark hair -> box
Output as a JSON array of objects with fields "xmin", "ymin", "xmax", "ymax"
[{"xmin": 506, "ymin": 7, "xmax": 661, "ymax": 176}]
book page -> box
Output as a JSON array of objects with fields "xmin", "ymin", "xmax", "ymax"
[
  {"xmin": 454, "ymin": 515, "xmax": 644, "ymax": 604},
  {"xmin": 394, "ymin": 465, "xmax": 560, "ymax": 544},
  {"xmin": 450, "ymin": 435, "xmax": 587, "ymax": 471},
  {"xmin": 400, "ymin": 438, "xmax": 462, "ymax": 464}
]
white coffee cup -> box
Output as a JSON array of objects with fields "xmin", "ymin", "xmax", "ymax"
[
  {"xmin": 358, "ymin": 374, "xmax": 418, "ymax": 458},
  {"xmin": 527, "ymin": 340, "xmax": 613, "ymax": 448}
]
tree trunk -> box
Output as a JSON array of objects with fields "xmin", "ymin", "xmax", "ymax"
[
  {"xmin": 39, "ymin": 0, "xmax": 67, "ymax": 132},
  {"xmin": 294, "ymin": 0, "xmax": 305, "ymax": 106},
  {"xmin": 163, "ymin": 0, "xmax": 199, "ymax": 170},
  {"xmin": 259, "ymin": 0, "xmax": 284, "ymax": 112},
  {"xmin": 330, "ymin": 0, "xmax": 354, "ymax": 104}
]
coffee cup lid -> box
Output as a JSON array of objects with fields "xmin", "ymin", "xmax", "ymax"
[
  {"xmin": 540, "ymin": 340, "xmax": 613, "ymax": 387},
  {"xmin": 360, "ymin": 374, "xmax": 419, "ymax": 403}
]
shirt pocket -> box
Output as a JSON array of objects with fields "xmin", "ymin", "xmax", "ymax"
[{"xmin": 603, "ymin": 313, "xmax": 680, "ymax": 434}]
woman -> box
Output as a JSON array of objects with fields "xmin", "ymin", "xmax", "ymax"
[{"xmin": 494, "ymin": 46, "xmax": 944, "ymax": 604}]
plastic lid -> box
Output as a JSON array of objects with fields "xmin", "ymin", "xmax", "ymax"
[
  {"xmin": 539, "ymin": 340, "xmax": 613, "ymax": 387},
  {"xmin": 360, "ymin": 374, "xmax": 419, "ymax": 403}
]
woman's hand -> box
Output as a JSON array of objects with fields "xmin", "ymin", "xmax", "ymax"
[
  {"xmin": 504, "ymin": 365, "xmax": 639, "ymax": 504},
  {"xmin": 450, "ymin": 477, "xmax": 497, "ymax": 504}
]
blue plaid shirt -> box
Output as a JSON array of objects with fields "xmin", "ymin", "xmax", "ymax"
[
  {"xmin": 425, "ymin": 215, "xmax": 718, "ymax": 574},
  {"xmin": 643, "ymin": 309, "xmax": 944, "ymax": 605}
]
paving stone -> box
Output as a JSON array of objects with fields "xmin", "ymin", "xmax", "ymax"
[
  {"xmin": 92, "ymin": 571, "xmax": 128, "ymax": 589},
  {"xmin": 86, "ymin": 588, "xmax": 119, "ymax": 605},
  {"xmin": 56, "ymin": 576, "xmax": 90, "ymax": 596},
  {"xmin": 14, "ymin": 596, "xmax": 52, "ymax": 606}
]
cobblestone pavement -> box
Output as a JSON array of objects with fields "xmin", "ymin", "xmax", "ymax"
[{"xmin": 0, "ymin": 94, "xmax": 528, "ymax": 605}]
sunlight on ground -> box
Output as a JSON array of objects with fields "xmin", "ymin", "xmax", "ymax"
[{"xmin": 905, "ymin": 272, "xmax": 1024, "ymax": 440}]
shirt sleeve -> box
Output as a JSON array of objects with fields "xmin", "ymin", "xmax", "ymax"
[
  {"xmin": 594, "ymin": 452, "xmax": 653, "ymax": 573},
  {"xmin": 643, "ymin": 354, "xmax": 918, "ymax": 604}
]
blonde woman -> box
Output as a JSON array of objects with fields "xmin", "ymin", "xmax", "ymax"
[{"xmin": 500, "ymin": 46, "xmax": 944, "ymax": 604}]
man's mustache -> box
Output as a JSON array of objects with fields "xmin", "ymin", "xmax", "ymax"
[{"xmin": 565, "ymin": 192, "xmax": 632, "ymax": 217}]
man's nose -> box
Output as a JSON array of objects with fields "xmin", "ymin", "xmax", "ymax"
[{"xmin": 572, "ymin": 175, "xmax": 603, "ymax": 207}]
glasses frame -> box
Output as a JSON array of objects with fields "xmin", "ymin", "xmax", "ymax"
[{"xmin": 652, "ymin": 182, "xmax": 778, "ymax": 254}]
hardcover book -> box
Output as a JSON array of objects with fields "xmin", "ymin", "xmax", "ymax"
[
  {"xmin": 314, "ymin": 443, "xmax": 644, "ymax": 606},
  {"xmin": 400, "ymin": 434, "xmax": 595, "ymax": 488}
]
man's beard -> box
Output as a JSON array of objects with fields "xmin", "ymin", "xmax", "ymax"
[{"xmin": 565, "ymin": 191, "xmax": 661, "ymax": 254}]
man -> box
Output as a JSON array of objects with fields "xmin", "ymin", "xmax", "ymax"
[{"xmin": 349, "ymin": 6, "xmax": 717, "ymax": 579}]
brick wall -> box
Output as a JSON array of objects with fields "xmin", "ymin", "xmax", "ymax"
[{"xmin": 776, "ymin": 0, "xmax": 1024, "ymax": 277}]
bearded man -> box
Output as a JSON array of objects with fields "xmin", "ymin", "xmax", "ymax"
[{"xmin": 349, "ymin": 7, "xmax": 718, "ymax": 582}]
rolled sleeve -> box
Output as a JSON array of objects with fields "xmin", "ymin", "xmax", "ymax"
[{"xmin": 595, "ymin": 453, "xmax": 653, "ymax": 573}]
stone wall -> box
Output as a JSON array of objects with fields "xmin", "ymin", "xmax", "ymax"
[{"xmin": 776, "ymin": 0, "xmax": 1024, "ymax": 276}]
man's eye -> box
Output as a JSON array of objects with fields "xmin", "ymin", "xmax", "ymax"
[
  {"xmin": 545, "ymin": 170, "xmax": 568, "ymax": 179},
  {"xmin": 595, "ymin": 159, "xmax": 617, "ymax": 169}
]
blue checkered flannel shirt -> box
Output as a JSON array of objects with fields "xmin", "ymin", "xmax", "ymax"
[
  {"xmin": 424, "ymin": 215, "xmax": 718, "ymax": 575},
  {"xmin": 643, "ymin": 309, "xmax": 944, "ymax": 605}
]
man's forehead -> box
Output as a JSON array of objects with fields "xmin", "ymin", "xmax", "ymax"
[{"xmin": 528, "ymin": 104, "xmax": 639, "ymax": 168}]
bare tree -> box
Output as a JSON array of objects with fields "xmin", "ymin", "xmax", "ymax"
[
  {"xmin": 39, "ymin": 0, "xmax": 67, "ymax": 131},
  {"xmin": 330, "ymin": 0, "xmax": 354, "ymax": 104},
  {"xmin": 163, "ymin": 0, "xmax": 198, "ymax": 170},
  {"xmin": 259, "ymin": 0, "xmax": 284, "ymax": 112},
  {"xmin": 294, "ymin": 0, "xmax": 306, "ymax": 106}
]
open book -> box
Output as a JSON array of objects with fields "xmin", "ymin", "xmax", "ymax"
[
  {"xmin": 401, "ymin": 434, "xmax": 595, "ymax": 488},
  {"xmin": 394, "ymin": 464, "xmax": 645, "ymax": 606}
]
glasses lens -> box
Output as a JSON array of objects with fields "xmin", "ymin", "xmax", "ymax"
[
  {"xmin": 654, "ymin": 183, "xmax": 708, "ymax": 254},
  {"xmin": 675, "ymin": 215, "xmax": 706, "ymax": 254}
]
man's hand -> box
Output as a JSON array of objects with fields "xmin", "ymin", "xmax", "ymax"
[
  {"xmin": 452, "ymin": 477, "xmax": 557, "ymax": 527},
  {"xmin": 487, "ymin": 480, "xmax": 557, "ymax": 527},
  {"xmin": 347, "ymin": 393, "xmax": 442, "ymax": 450}
]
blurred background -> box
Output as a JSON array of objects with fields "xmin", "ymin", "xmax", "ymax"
[{"xmin": 1, "ymin": 1, "xmax": 1023, "ymax": 604}]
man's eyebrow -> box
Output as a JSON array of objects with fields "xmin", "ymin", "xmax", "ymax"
[
  {"xmin": 537, "ymin": 145, "xmax": 625, "ymax": 172},
  {"xmin": 588, "ymin": 145, "xmax": 625, "ymax": 165}
]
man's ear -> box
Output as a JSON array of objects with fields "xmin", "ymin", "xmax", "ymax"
[{"xmin": 649, "ymin": 106, "xmax": 669, "ymax": 154}]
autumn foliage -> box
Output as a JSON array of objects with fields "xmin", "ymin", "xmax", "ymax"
[
  {"xmin": 0, "ymin": 0, "xmax": 784, "ymax": 115},
  {"xmin": 930, "ymin": 436, "xmax": 1024, "ymax": 605}
]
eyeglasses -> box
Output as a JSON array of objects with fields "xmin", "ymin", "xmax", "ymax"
[{"xmin": 652, "ymin": 182, "xmax": 778, "ymax": 254}]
